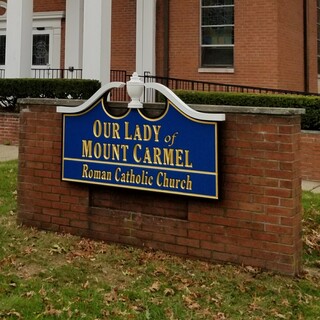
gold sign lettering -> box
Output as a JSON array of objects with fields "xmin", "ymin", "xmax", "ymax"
[{"xmin": 125, "ymin": 122, "xmax": 161, "ymax": 142}]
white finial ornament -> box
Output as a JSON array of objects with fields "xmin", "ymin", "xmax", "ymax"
[{"xmin": 126, "ymin": 72, "xmax": 145, "ymax": 108}]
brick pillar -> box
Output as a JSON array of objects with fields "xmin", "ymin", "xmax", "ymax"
[{"xmin": 17, "ymin": 102, "xmax": 90, "ymax": 236}]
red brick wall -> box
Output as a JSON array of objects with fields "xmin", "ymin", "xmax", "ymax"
[
  {"xmin": 111, "ymin": 0, "xmax": 136, "ymax": 74},
  {"xmin": 155, "ymin": 0, "xmax": 317, "ymax": 92},
  {"xmin": 301, "ymin": 131, "xmax": 320, "ymax": 182},
  {"xmin": 306, "ymin": 0, "xmax": 318, "ymax": 93},
  {"xmin": 234, "ymin": 1, "xmax": 279, "ymax": 88},
  {"xmin": 277, "ymin": 0, "xmax": 303, "ymax": 91},
  {"xmin": 34, "ymin": 0, "xmax": 65, "ymax": 12},
  {"xmin": 60, "ymin": 19, "xmax": 66, "ymax": 69},
  {"xmin": 155, "ymin": 1, "xmax": 166, "ymax": 77},
  {"xmin": 0, "ymin": 113, "xmax": 19, "ymax": 145},
  {"xmin": 17, "ymin": 100, "xmax": 303, "ymax": 275},
  {"xmin": 278, "ymin": 0, "xmax": 318, "ymax": 93}
]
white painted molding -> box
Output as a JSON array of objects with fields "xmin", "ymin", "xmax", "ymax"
[
  {"xmin": 144, "ymin": 82, "xmax": 226, "ymax": 122},
  {"xmin": 56, "ymin": 82, "xmax": 125, "ymax": 114},
  {"xmin": 0, "ymin": 1, "xmax": 7, "ymax": 10},
  {"xmin": 33, "ymin": 11, "xmax": 65, "ymax": 21},
  {"xmin": 57, "ymin": 78, "xmax": 226, "ymax": 122}
]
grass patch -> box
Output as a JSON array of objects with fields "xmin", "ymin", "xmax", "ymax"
[
  {"xmin": 0, "ymin": 161, "xmax": 319, "ymax": 319},
  {"xmin": 302, "ymin": 191, "xmax": 320, "ymax": 269},
  {"xmin": 0, "ymin": 161, "xmax": 17, "ymax": 216}
]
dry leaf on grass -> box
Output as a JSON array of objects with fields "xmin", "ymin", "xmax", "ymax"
[{"xmin": 149, "ymin": 281, "xmax": 161, "ymax": 293}]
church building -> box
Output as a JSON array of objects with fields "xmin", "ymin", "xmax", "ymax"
[{"xmin": 0, "ymin": 0, "xmax": 318, "ymax": 93}]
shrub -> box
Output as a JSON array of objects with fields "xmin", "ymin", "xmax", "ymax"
[
  {"xmin": 175, "ymin": 90, "xmax": 320, "ymax": 131},
  {"xmin": 0, "ymin": 78, "xmax": 101, "ymax": 112}
]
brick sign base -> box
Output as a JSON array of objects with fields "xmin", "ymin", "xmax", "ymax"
[{"xmin": 17, "ymin": 99, "xmax": 303, "ymax": 275}]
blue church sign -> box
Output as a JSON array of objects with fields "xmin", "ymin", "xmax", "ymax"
[{"xmin": 57, "ymin": 74, "xmax": 225, "ymax": 199}]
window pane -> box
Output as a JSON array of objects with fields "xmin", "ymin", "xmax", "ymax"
[
  {"xmin": 202, "ymin": 26, "xmax": 234, "ymax": 45},
  {"xmin": 202, "ymin": 0, "xmax": 234, "ymax": 6},
  {"xmin": 202, "ymin": 7, "xmax": 234, "ymax": 25},
  {"xmin": 201, "ymin": 47, "xmax": 233, "ymax": 67},
  {"xmin": 0, "ymin": 35, "xmax": 5, "ymax": 65},
  {"xmin": 201, "ymin": 0, "xmax": 234, "ymax": 68},
  {"xmin": 32, "ymin": 34, "xmax": 49, "ymax": 66}
]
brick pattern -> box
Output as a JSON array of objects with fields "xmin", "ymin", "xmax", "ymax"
[
  {"xmin": 111, "ymin": 0, "xmax": 136, "ymax": 74},
  {"xmin": 301, "ymin": 131, "xmax": 320, "ymax": 181},
  {"xmin": 0, "ymin": 113, "xmax": 19, "ymax": 145},
  {"xmin": 17, "ymin": 102, "xmax": 303, "ymax": 275},
  {"xmin": 34, "ymin": 0, "xmax": 65, "ymax": 12},
  {"xmin": 154, "ymin": 0, "xmax": 317, "ymax": 92},
  {"xmin": 305, "ymin": 0, "xmax": 319, "ymax": 93}
]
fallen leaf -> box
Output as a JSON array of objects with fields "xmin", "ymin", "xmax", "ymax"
[
  {"xmin": 24, "ymin": 246, "xmax": 37, "ymax": 254},
  {"xmin": 0, "ymin": 310, "xmax": 22, "ymax": 319},
  {"xmin": 149, "ymin": 281, "xmax": 161, "ymax": 293},
  {"xmin": 82, "ymin": 280, "xmax": 89, "ymax": 289},
  {"xmin": 213, "ymin": 312, "xmax": 227, "ymax": 320},
  {"xmin": 164, "ymin": 288, "xmax": 175, "ymax": 296},
  {"xmin": 41, "ymin": 305, "xmax": 63, "ymax": 317},
  {"xmin": 153, "ymin": 266, "xmax": 168, "ymax": 276},
  {"xmin": 39, "ymin": 287, "xmax": 47, "ymax": 297},
  {"xmin": 281, "ymin": 298, "xmax": 290, "ymax": 307},
  {"xmin": 131, "ymin": 304, "xmax": 145, "ymax": 312},
  {"xmin": 104, "ymin": 288, "xmax": 118, "ymax": 303},
  {"xmin": 24, "ymin": 291, "xmax": 35, "ymax": 298},
  {"xmin": 271, "ymin": 309, "xmax": 287, "ymax": 319},
  {"xmin": 183, "ymin": 295, "xmax": 201, "ymax": 310},
  {"xmin": 50, "ymin": 244, "xmax": 66, "ymax": 254}
]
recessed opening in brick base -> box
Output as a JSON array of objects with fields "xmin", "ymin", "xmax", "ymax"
[{"xmin": 89, "ymin": 186, "xmax": 188, "ymax": 220}]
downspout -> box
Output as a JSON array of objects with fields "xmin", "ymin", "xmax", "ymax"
[
  {"xmin": 163, "ymin": 0, "xmax": 169, "ymax": 78},
  {"xmin": 303, "ymin": 0, "xmax": 309, "ymax": 93}
]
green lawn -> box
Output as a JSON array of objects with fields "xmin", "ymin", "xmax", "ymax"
[{"xmin": 0, "ymin": 160, "xmax": 319, "ymax": 319}]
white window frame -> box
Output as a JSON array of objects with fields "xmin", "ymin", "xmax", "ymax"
[
  {"xmin": 0, "ymin": 11, "xmax": 64, "ymax": 75},
  {"xmin": 32, "ymin": 28, "xmax": 53, "ymax": 68},
  {"xmin": 199, "ymin": 0, "xmax": 234, "ymax": 72},
  {"xmin": 32, "ymin": 12, "xmax": 64, "ymax": 70}
]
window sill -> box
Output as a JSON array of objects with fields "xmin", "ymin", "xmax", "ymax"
[{"xmin": 198, "ymin": 68, "xmax": 234, "ymax": 74}]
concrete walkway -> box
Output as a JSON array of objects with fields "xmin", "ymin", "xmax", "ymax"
[
  {"xmin": 302, "ymin": 180, "xmax": 320, "ymax": 193},
  {"xmin": 0, "ymin": 144, "xmax": 320, "ymax": 193},
  {"xmin": 0, "ymin": 144, "xmax": 19, "ymax": 162}
]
